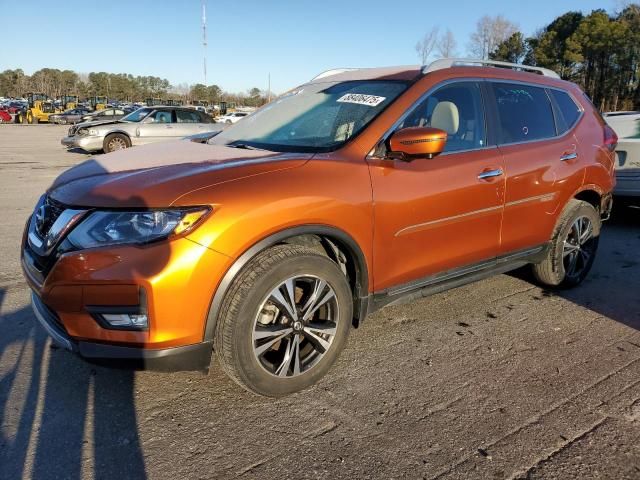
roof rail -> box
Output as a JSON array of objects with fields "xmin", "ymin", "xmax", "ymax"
[
  {"xmin": 311, "ymin": 68, "xmax": 360, "ymax": 81},
  {"xmin": 423, "ymin": 58, "xmax": 560, "ymax": 79}
]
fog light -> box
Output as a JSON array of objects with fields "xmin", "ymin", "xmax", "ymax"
[{"xmin": 101, "ymin": 313, "xmax": 148, "ymax": 328}]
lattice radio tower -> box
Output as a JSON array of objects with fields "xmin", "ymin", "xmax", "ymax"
[{"xmin": 202, "ymin": 0, "xmax": 207, "ymax": 85}]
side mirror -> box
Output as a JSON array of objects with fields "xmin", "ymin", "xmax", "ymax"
[{"xmin": 387, "ymin": 126, "xmax": 448, "ymax": 161}]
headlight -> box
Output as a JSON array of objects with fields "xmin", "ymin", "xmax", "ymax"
[{"xmin": 66, "ymin": 208, "xmax": 210, "ymax": 249}]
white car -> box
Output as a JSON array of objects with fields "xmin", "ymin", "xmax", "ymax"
[
  {"xmin": 216, "ymin": 112, "xmax": 249, "ymax": 124},
  {"xmin": 605, "ymin": 111, "xmax": 640, "ymax": 198}
]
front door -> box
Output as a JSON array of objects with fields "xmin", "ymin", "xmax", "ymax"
[
  {"xmin": 135, "ymin": 108, "xmax": 176, "ymax": 145},
  {"xmin": 368, "ymin": 81, "xmax": 505, "ymax": 292}
]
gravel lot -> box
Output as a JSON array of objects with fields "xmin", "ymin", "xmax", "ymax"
[{"xmin": 0, "ymin": 124, "xmax": 639, "ymax": 479}]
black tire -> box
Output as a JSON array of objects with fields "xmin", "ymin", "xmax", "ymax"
[
  {"xmin": 32, "ymin": 116, "xmax": 39, "ymax": 124},
  {"xmin": 215, "ymin": 244, "xmax": 352, "ymax": 397},
  {"xmin": 103, "ymin": 133, "xmax": 130, "ymax": 153},
  {"xmin": 532, "ymin": 199, "xmax": 601, "ymax": 288}
]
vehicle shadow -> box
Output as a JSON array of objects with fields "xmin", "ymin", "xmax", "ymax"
[
  {"xmin": 65, "ymin": 147, "xmax": 99, "ymax": 156},
  {"xmin": 0, "ymin": 155, "xmax": 178, "ymax": 479},
  {"xmin": 0, "ymin": 297, "xmax": 148, "ymax": 479},
  {"xmin": 510, "ymin": 202, "xmax": 640, "ymax": 332}
]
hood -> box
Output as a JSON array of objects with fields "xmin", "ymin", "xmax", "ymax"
[
  {"xmin": 49, "ymin": 140, "xmax": 311, "ymax": 208},
  {"xmin": 75, "ymin": 118, "xmax": 122, "ymax": 128}
]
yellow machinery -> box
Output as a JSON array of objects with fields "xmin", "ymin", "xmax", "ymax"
[
  {"xmin": 60, "ymin": 95, "xmax": 79, "ymax": 110},
  {"xmin": 218, "ymin": 101, "xmax": 237, "ymax": 115},
  {"xmin": 89, "ymin": 96, "xmax": 108, "ymax": 110},
  {"xmin": 16, "ymin": 93, "xmax": 56, "ymax": 124}
]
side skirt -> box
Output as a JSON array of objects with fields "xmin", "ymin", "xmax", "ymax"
[{"xmin": 368, "ymin": 244, "xmax": 549, "ymax": 313}]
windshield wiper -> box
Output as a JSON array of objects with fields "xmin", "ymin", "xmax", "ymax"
[{"xmin": 226, "ymin": 142, "xmax": 268, "ymax": 151}]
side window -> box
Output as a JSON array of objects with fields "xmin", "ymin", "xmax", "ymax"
[
  {"xmin": 549, "ymin": 89, "xmax": 581, "ymax": 134},
  {"xmin": 398, "ymin": 82, "xmax": 486, "ymax": 153},
  {"xmin": 150, "ymin": 109, "xmax": 173, "ymax": 123},
  {"xmin": 176, "ymin": 110, "xmax": 200, "ymax": 123},
  {"xmin": 491, "ymin": 83, "xmax": 556, "ymax": 144}
]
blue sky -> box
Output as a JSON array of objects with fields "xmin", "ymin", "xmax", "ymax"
[{"xmin": 0, "ymin": 0, "xmax": 619, "ymax": 93}]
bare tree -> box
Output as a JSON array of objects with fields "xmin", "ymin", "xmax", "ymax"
[
  {"xmin": 468, "ymin": 15, "xmax": 518, "ymax": 59},
  {"xmin": 437, "ymin": 29, "xmax": 458, "ymax": 58},
  {"xmin": 415, "ymin": 27, "xmax": 440, "ymax": 64}
]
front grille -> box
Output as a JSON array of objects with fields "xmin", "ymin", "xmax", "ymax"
[
  {"xmin": 25, "ymin": 195, "xmax": 74, "ymax": 279},
  {"xmin": 68, "ymin": 125, "xmax": 77, "ymax": 136},
  {"xmin": 44, "ymin": 196, "xmax": 65, "ymax": 225}
]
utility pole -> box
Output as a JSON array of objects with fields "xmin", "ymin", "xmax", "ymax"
[
  {"xmin": 267, "ymin": 73, "xmax": 271, "ymax": 102},
  {"xmin": 202, "ymin": 0, "xmax": 207, "ymax": 86}
]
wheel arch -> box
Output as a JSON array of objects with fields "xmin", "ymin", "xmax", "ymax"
[{"xmin": 203, "ymin": 225, "xmax": 371, "ymax": 345}]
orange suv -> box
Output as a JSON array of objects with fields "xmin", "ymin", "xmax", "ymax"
[{"xmin": 22, "ymin": 59, "xmax": 617, "ymax": 396}]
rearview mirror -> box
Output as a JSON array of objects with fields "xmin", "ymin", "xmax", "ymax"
[{"xmin": 387, "ymin": 126, "xmax": 448, "ymax": 161}]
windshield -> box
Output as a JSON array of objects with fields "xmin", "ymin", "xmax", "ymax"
[
  {"xmin": 121, "ymin": 107, "xmax": 151, "ymax": 122},
  {"xmin": 209, "ymin": 80, "xmax": 407, "ymax": 152}
]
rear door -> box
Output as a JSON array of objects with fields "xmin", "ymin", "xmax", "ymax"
[
  {"xmin": 175, "ymin": 109, "xmax": 208, "ymax": 136},
  {"xmin": 489, "ymin": 82, "xmax": 585, "ymax": 254}
]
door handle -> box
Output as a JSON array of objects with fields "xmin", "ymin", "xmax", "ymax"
[
  {"xmin": 560, "ymin": 152, "xmax": 578, "ymax": 161},
  {"xmin": 477, "ymin": 169, "xmax": 504, "ymax": 180}
]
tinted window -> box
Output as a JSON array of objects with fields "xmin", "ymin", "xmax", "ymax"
[
  {"xmin": 176, "ymin": 110, "xmax": 201, "ymax": 123},
  {"xmin": 399, "ymin": 82, "xmax": 486, "ymax": 153},
  {"xmin": 198, "ymin": 112, "xmax": 213, "ymax": 123},
  {"xmin": 550, "ymin": 89, "xmax": 581, "ymax": 134},
  {"xmin": 492, "ymin": 83, "xmax": 556, "ymax": 143}
]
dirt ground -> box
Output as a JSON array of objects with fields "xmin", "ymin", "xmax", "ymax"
[{"xmin": 0, "ymin": 124, "xmax": 639, "ymax": 480}]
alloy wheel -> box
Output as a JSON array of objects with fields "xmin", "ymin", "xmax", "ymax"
[
  {"xmin": 252, "ymin": 275, "xmax": 338, "ymax": 378},
  {"xmin": 562, "ymin": 215, "xmax": 596, "ymax": 279},
  {"xmin": 108, "ymin": 137, "xmax": 127, "ymax": 151}
]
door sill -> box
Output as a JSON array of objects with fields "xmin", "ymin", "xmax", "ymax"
[{"xmin": 370, "ymin": 244, "xmax": 548, "ymax": 312}]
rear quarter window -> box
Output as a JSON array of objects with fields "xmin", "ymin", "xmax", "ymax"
[
  {"xmin": 550, "ymin": 89, "xmax": 581, "ymax": 134},
  {"xmin": 491, "ymin": 83, "xmax": 556, "ymax": 144}
]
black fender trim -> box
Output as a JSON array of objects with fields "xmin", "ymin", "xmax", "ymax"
[{"xmin": 203, "ymin": 225, "xmax": 370, "ymax": 344}]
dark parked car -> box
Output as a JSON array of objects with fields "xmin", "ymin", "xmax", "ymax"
[{"xmin": 49, "ymin": 108, "xmax": 92, "ymax": 125}]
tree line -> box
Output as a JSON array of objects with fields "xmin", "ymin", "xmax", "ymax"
[
  {"xmin": 417, "ymin": 4, "xmax": 640, "ymax": 112},
  {"xmin": 0, "ymin": 68, "xmax": 269, "ymax": 106}
]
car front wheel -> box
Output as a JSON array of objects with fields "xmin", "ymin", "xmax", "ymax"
[
  {"xmin": 103, "ymin": 133, "xmax": 130, "ymax": 153},
  {"xmin": 215, "ymin": 244, "xmax": 352, "ymax": 397}
]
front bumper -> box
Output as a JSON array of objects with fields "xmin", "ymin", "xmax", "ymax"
[
  {"xmin": 31, "ymin": 292, "xmax": 213, "ymax": 371},
  {"xmin": 61, "ymin": 135, "xmax": 104, "ymax": 152}
]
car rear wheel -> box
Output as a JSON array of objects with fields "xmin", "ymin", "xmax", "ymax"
[
  {"xmin": 103, "ymin": 133, "xmax": 130, "ymax": 153},
  {"xmin": 532, "ymin": 199, "xmax": 601, "ymax": 288},
  {"xmin": 215, "ymin": 244, "xmax": 352, "ymax": 397}
]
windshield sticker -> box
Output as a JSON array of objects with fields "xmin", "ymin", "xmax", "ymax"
[{"xmin": 337, "ymin": 93, "xmax": 386, "ymax": 107}]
